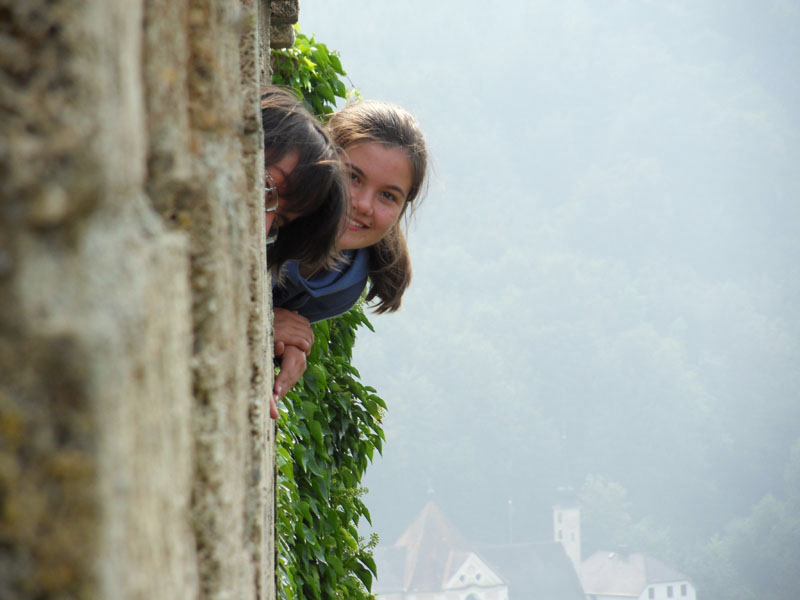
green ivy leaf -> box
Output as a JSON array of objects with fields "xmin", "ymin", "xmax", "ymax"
[
  {"xmin": 292, "ymin": 444, "xmax": 308, "ymax": 472},
  {"xmin": 316, "ymin": 81, "xmax": 335, "ymax": 103},
  {"xmin": 329, "ymin": 53, "xmax": 344, "ymax": 74},
  {"xmin": 309, "ymin": 419, "xmax": 324, "ymax": 446},
  {"xmin": 353, "ymin": 563, "xmax": 373, "ymax": 590}
]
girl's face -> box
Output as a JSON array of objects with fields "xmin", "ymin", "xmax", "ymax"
[
  {"xmin": 264, "ymin": 149, "xmax": 302, "ymax": 234},
  {"xmin": 338, "ymin": 142, "xmax": 412, "ymax": 251}
]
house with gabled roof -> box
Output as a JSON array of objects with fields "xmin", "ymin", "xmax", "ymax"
[
  {"xmin": 372, "ymin": 501, "xmax": 586, "ymax": 599},
  {"xmin": 372, "ymin": 501, "xmax": 508, "ymax": 600},
  {"xmin": 579, "ymin": 550, "xmax": 697, "ymax": 600}
]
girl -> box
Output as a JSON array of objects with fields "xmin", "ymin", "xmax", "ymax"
[
  {"xmin": 270, "ymin": 100, "xmax": 429, "ymax": 415},
  {"xmin": 260, "ymin": 86, "xmax": 347, "ymax": 272}
]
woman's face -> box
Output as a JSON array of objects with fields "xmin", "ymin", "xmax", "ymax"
[
  {"xmin": 337, "ymin": 142, "xmax": 412, "ymax": 251},
  {"xmin": 264, "ymin": 149, "xmax": 302, "ymax": 234}
]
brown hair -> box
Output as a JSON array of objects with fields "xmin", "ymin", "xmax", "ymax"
[
  {"xmin": 328, "ymin": 100, "xmax": 429, "ymax": 313},
  {"xmin": 261, "ymin": 87, "xmax": 346, "ymax": 271}
]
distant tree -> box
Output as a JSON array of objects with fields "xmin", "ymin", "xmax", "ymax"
[
  {"xmin": 579, "ymin": 475, "xmax": 672, "ymax": 561},
  {"xmin": 727, "ymin": 494, "xmax": 800, "ymax": 599},
  {"xmin": 690, "ymin": 473, "xmax": 800, "ymax": 600},
  {"xmin": 687, "ymin": 535, "xmax": 756, "ymax": 600},
  {"xmin": 579, "ymin": 474, "xmax": 633, "ymax": 556}
]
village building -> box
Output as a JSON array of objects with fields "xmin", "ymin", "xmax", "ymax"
[
  {"xmin": 579, "ymin": 550, "xmax": 698, "ymax": 600},
  {"xmin": 372, "ymin": 499, "xmax": 698, "ymax": 600},
  {"xmin": 372, "ymin": 502, "xmax": 584, "ymax": 599},
  {"xmin": 372, "ymin": 502, "xmax": 508, "ymax": 600}
]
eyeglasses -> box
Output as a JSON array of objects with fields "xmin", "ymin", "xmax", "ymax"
[
  {"xmin": 265, "ymin": 167, "xmax": 281, "ymax": 245},
  {"xmin": 265, "ymin": 167, "xmax": 280, "ymax": 213}
]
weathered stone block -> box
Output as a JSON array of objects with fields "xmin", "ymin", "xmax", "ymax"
[
  {"xmin": 269, "ymin": 0, "xmax": 299, "ymax": 24},
  {"xmin": 270, "ymin": 23, "xmax": 296, "ymax": 49}
]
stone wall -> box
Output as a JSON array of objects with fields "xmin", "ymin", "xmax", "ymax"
[{"xmin": 0, "ymin": 1, "xmax": 297, "ymax": 598}]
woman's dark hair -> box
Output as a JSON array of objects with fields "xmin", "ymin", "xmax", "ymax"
[
  {"xmin": 261, "ymin": 87, "xmax": 346, "ymax": 271},
  {"xmin": 328, "ymin": 100, "xmax": 429, "ymax": 313}
]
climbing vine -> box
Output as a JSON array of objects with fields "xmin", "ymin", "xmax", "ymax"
[
  {"xmin": 271, "ymin": 27, "xmax": 353, "ymax": 116},
  {"xmin": 275, "ymin": 308, "xmax": 383, "ymax": 599},
  {"xmin": 272, "ymin": 30, "xmax": 383, "ymax": 600}
]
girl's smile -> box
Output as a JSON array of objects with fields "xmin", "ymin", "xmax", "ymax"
[{"xmin": 337, "ymin": 142, "xmax": 412, "ymax": 251}]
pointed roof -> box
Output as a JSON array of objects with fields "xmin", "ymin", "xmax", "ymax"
[
  {"xmin": 395, "ymin": 501, "xmax": 471, "ymax": 549},
  {"xmin": 372, "ymin": 502, "xmax": 508, "ymax": 594},
  {"xmin": 393, "ymin": 501, "xmax": 476, "ymax": 591},
  {"xmin": 580, "ymin": 551, "xmax": 690, "ymax": 597}
]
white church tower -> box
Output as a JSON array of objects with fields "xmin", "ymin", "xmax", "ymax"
[{"xmin": 553, "ymin": 488, "xmax": 581, "ymax": 571}]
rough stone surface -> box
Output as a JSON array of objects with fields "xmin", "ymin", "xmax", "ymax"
[
  {"xmin": 269, "ymin": 0, "xmax": 298, "ymax": 24},
  {"xmin": 0, "ymin": 0, "xmax": 279, "ymax": 598},
  {"xmin": 270, "ymin": 23, "xmax": 296, "ymax": 49}
]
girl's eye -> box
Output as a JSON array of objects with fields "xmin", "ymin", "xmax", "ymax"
[
  {"xmin": 381, "ymin": 191, "xmax": 401, "ymax": 205},
  {"xmin": 349, "ymin": 171, "xmax": 361, "ymax": 185}
]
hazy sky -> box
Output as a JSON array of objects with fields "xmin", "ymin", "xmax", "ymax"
[{"xmin": 298, "ymin": 0, "xmax": 800, "ymax": 545}]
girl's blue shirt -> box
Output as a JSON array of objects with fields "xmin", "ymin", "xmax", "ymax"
[{"xmin": 272, "ymin": 249, "xmax": 369, "ymax": 323}]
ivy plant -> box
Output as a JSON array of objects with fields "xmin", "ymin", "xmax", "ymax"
[
  {"xmin": 275, "ymin": 307, "xmax": 383, "ymax": 599},
  {"xmin": 271, "ymin": 27, "xmax": 352, "ymax": 116},
  {"xmin": 272, "ymin": 30, "xmax": 383, "ymax": 600}
]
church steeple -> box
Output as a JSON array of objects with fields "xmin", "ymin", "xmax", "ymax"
[{"xmin": 553, "ymin": 487, "xmax": 581, "ymax": 571}]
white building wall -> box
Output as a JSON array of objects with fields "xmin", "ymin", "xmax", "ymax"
[
  {"xmin": 553, "ymin": 505, "xmax": 582, "ymax": 569},
  {"xmin": 638, "ymin": 581, "xmax": 697, "ymax": 600}
]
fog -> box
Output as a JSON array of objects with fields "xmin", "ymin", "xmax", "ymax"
[{"xmin": 298, "ymin": 0, "xmax": 799, "ymax": 593}]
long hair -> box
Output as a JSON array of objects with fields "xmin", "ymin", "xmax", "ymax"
[
  {"xmin": 261, "ymin": 87, "xmax": 346, "ymax": 271},
  {"xmin": 364, "ymin": 224, "xmax": 412, "ymax": 313},
  {"xmin": 328, "ymin": 101, "xmax": 428, "ymax": 313}
]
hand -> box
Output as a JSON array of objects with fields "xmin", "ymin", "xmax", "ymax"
[
  {"xmin": 273, "ymin": 308, "xmax": 314, "ymax": 357},
  {"xmin": 270, "ymin": 344, "xmax": 308, "ymax": 419}
]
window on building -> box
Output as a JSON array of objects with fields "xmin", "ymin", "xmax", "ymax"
[
  {"xmin": 558, "ymin": 512, "xmax": 563, "ymax": 523},
  {"xmin": 557, "ymin": 529, "xmax": 563, "ymax": 540},
  {"xmin": 681, "ymin": 584, "xmax": 687, "ymax": 596},
  {"xmin": 648, "ymin": 587, "xmax": 655, "ymax": 599},
  {"xmin": 667, "ymin": 585, "xmax": 673, "ymax": 598}
]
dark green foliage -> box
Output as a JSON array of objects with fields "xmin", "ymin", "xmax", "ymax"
[
  {"xmin": 271, "ymin": 32, "xmax": 382, "ymax": 598},
  {"xmin": 688, "ymin": 492, "xmax": 800, "ymax": 600},
  {"xmin": 271, "ymin": 27, "xmax": 351, "ymax": 117},
  {"xmin": 577, "ymin": 449, "xmax": 800, "ymax": 600},
  {"xmin": 685, "ymin": 443, "xmax": 800, "ymax": 600},
  {"xmin": 579, "ymin": 475, "xmax": 672, "ymax": 563},
  {"xmin": 276, "ymin": 306, "xmax": 384, "ymax": 599}
]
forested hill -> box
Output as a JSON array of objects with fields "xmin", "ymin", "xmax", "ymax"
[{"xmin": 301, "ymin": 2, "xmax": 800, "ymax": 599}]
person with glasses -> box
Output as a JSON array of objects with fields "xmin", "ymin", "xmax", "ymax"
[
  {"xmin": 260, "ymin": 87, "xmax": 347, "ymax": 274},
  {"xmin": 270, "ymin": 100, "xmax": 429, "ymax": 417},
  {"xmin": 260, "ymin": 87, "xmax": 348, "ymax": 419}
]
